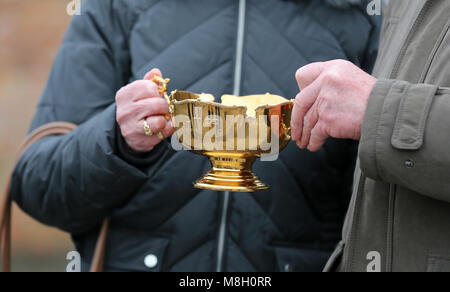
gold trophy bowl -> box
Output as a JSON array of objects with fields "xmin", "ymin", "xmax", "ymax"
[
  {"xmin": 151, "ymin": 75, "xmax": 294, "ymax": 192},
  {"xmin": 169, "ymin": 90, "xmax": 294, "ymax": 193}
]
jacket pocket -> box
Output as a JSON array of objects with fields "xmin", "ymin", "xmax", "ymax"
[
  {"xmin": 101, "ymin": 229, "xmax": 171, "ymax": 272},
  {"xmin": 427, "ymin": 255, "xmax": 450, "ymax": 272},
  {"xmin": 323, "ymin": 241, "xmax": 345, "ymax": 272},
  {"xmin": 274, "ymin": 246, "xmax": 332, "ymax": 272}
]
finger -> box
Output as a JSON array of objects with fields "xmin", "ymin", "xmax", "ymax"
[
  {"xmin": 144, "ymin": 120, "xmax": 174, "ymax": 144},
  {"xmin": 308, "ymin": 122, "xmax": 328, "ymax": 152},
  {"xmin": 134, "ymin": 98, "xmax": 169, "ymax": 120},
  {"xmin": 141, "ymin": 118, "xmax": 174, "ymax": 149},
  {"xmin": 151, "ymin": 118, "xmax": 174, "ymax": 138},
  {"xmin": 299, "ymin": 102, "xmax": 319, "ymax": 149},
  {"xmin": 160, "ymin": 120, "xmax": 175, "ymax": 138},
  {"xmin": 295, "ymin": 62, "xmax": 325, "ymax": 91},
  {"xmin": 290, "ymin": 80, "xmax": 321, "ymax": 141},
  {"xmin": 291, "ymin": 94, "xmax": 304, "ymax": 141},
  {"xmin": 143, "ymin": 115, "xmax": 167, "ymax": 136},
  {"xmin": 144, "ymin": 68, "xmax": 162, "ymax": 81},
  {"xmin": 117, "ymin": 80, "xmax": 161, "ymax": 103},
  {"xmin": 133, "ymin": 81, "xmax": 162, "ymax": 102}
]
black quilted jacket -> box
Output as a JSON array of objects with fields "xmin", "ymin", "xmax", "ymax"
[{"xmin": 11, "ymin": 0, "xmax": 380, "ymax": 272}]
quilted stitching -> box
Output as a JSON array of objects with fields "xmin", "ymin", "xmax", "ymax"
[
  {"xmin": 118, "ymin": 0, "xmax": 375, "ymax": 271},
  {"xmin": 75, "ymin": 0, "xmax": 376, "ymax": 271}
]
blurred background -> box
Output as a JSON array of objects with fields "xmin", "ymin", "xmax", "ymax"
[{"xmin": 0, "ymin": 0, "xmax": 73, "ymax": 271}]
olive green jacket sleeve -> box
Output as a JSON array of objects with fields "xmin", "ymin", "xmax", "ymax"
[{"xmin": 359, "ymin": 79, "xmax": 450, "ymax": 203}]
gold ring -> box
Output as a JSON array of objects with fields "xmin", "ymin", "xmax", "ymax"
[
  {"xmin": 157, "ymin": 132, "xmax": 165, "ymax": 140},
  {"xmin": 143, "ymin": 120, "xmax": 153, "ymax": 136}
]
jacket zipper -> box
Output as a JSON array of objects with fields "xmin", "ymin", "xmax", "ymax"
[
  {"xmin": 383, "ymin": 0, "xmax": 432, "ymax": 272},
  {"xmin": 419, "ymin": 18, "xmax": 450, "ymax": 83},
  {"xmin": 346, "ymin": 173, "xmax": 366, "ymax": 272},
  {"xmin": 390, "ymin": 1, "xmax": 432, "ymax": 79},
  {"xmin": 216, "ymin": 0, "xmax": 247, "ymax": 272},
  {"xmin": 386, "ymin": 184, "xmax": 396, "ymax": 272}
]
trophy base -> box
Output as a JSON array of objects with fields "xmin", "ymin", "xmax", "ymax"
[{"xmin": 194, "ymin": 154, "xmax": 269, "ymax": 192}]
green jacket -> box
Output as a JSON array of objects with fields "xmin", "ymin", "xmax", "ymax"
[{"xmin": 326, "ymin": 0, "xmax": 450, "ymax": 272}]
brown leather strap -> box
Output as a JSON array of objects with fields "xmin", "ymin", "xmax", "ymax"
[
  {"xmin": 0, "ymin": 191, "xmax": 11, "ymax": 272},
  {"xmin": 89, "ymin": 218, "xmax": 110, "ymax": 272},
  {"xmin": 0, "ymin": 122, "xmax": 110, "ymax": 272},
  {"xmin": 15, "ymin": 122, "xmax": 78, "ymax": 160}
]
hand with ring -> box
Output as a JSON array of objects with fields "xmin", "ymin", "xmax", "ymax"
[{"xmin": 116, "ymin": 68, "xmax": 175, "ymax": 152}]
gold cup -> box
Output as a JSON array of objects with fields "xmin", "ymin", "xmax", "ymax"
[
  {"xmin": 169, "ymin": 91, "xmax": 294, "ymax": 193},
  {"xmin": 151, "ymin": 76, "xmax": 294, "ymax": 192}
]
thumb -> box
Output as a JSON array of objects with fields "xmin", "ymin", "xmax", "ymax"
[{"xmin": 144, "ymin": 68, "xmax": 162, "ymax": 81}]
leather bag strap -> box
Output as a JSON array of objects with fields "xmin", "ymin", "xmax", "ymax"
[{"xmin": 0, "ymin": 122, "xmax": 110, "ymax": 272}]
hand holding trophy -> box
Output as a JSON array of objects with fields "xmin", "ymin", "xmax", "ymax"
[
  {"xmin": 115, "ymin": 69, "xmax": 175, "ymax": 153},
  {"xmin": 149, "ymin": 74, "xmax": 295, "ymax": 192}
]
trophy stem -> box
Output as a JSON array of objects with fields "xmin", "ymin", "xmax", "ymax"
[{"xmin": 194, "ymin": 154, "xmax": 269, "ymax": 192}]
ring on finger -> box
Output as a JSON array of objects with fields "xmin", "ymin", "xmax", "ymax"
[
  {"xmin": 143, "ymin": 120, "xmax": 154, "ymax": 136},
  {"xmin": 157, "ymin": 132, "xmax": 165, "ymax": 140}
]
